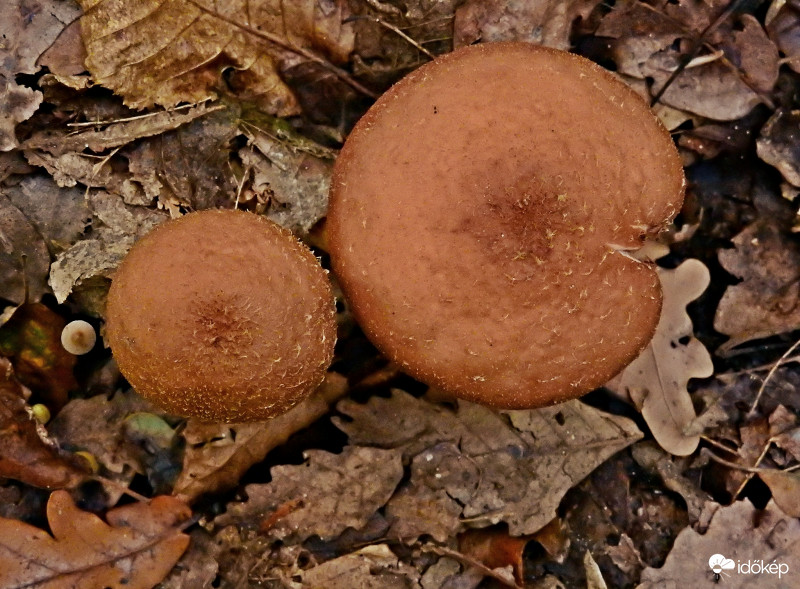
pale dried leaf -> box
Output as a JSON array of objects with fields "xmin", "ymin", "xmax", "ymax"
[
  {"xmin": 77, "ymin": 0, "xmax": 354, "ymax": 114},
  {"xmin": 715, "ymin": 221, "xmax": 800, "ymax": 350},
  {"xmin": 175, "ymin": 373, "xmax": 347, "ymax": 502},
  {"xmin": 0, "ymin": 193, "xmax": 51, "ymax": 304},
  {"xmin": 48, "ymin": 191, "xmax": 167, "ymax": 304},
  {"xmin": 0, "ymin": 490, "xmax": 191, "ymax": 589},
  {"xmin": 638, "ymin": 500, "xmax": 800, "ymax": 587},
  {"xmin": 0, "ymin": 0, "xmax": 80, "ymax": 150},
  {"xmin": 454, "ymin": 0, "xmax": 600, "ymax": 51},
  {"xmin": 217, "ymin": 446, "xmax": 404, "ymax": 543},
  {"xmin": 612, "ymin": 260, "xmax": 713, "ymax": 456},
  {"xmin": 584, "ymin": 551, "xmax": 608, "ymax": 589},
  {"xmin": 300, "ymin": 544, "xmax": 421, "ymax": 589},
  {"xmin": 335, "ymin": 391, "xmax": 642, "ymax": 535}
]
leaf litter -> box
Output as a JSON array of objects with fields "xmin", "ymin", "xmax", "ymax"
[{"xmin": 3, "ymin": 0, "xmax": 800, "ymax": 586}]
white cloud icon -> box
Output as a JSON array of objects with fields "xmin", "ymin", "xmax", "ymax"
[{"xmin": 708, "ymin": 554, "xmax": 735, "ymax": 573}]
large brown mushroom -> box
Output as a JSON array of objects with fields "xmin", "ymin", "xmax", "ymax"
[
  {"xmin": 105, "ymin": 209, "xmax": 336, "ymax": 422},
  {"xmin": 327, "ymin": 42, "xmax": 684, "ymax": 409}
]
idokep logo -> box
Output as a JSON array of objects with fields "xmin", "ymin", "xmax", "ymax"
[{"xmin": 708, "ymin": 553, "xmax": 790, "ymax": 582}]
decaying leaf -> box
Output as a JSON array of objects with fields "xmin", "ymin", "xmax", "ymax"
[
  {"xmin": 174, "ymin": 372, "xmax": 347, "ymax": 502},
  {"xmin": 758, "ymin": 109, "xmax": 800, "ymax": 188},
  {"xmin": 0, "ymin": 358, "xmax": 86, "ymax": 489},
  {"xmin": 638, "ymin": 500, "xmax": 800, "ymax": 587},
  {"xmin": 49, "ymin": 190, "xmax": 167, "ymax": 305},
  {"xmin": 0, "ymin": 193, "xmax": 51, "ymax": 304},
  {"xmin": 0, "ymin": 302, "xmax": 78, "ymax": 409},
  {"xmin": 0, "ymin": 490, "xmax": 191, "ymax": 589},
  {"xmin": 715, "ymin": 221, "xmax": 800, "ymax": 350},
  {"xmin": 454, "ymin": 0, "xmax": 600, "ymax": 51},
  {"xmin": 335, "ymin": 390, "xmax": 642, "ymax": 536},
  {"xmin": 217, "ymin": 445, "xmax": 404, "ymax": 543},
  {"xmin": 77, "ymin": 0, "xmax": 355, "ymax": 114},
  {"xmin": 759, "ymin": 470, "xmax": 800, "ymax": 518},
  {"xmin": 238, "ymin": 111, "xmax": 337, "ymax": 232},
  {"xmin": 767, "ymin": 1, "xmax": 800, "ymax": 75},
  {"xmin": 23, "ymin": 102, "xmax": 224, "ymax": 156},
  {"xmin": 0, "ymin": 0, "xmax": 80, "ymax": 151},
  {"xmin": 611, "ymin": 260, "xmax": 714, "ymax": 456},
  {"xmin": 300, "ymin": 544, "xmax": 420, "ymax": 588}
]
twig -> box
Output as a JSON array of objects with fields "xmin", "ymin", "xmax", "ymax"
[
  {"xmin": 747, "ymin": 336, "xmax": 800, "ymax": 416},
  {"xmin": 67, "ymin": 101, "xmax": 221, "ymax": 128},
  {"xmin": 346, "ymin": 15, "xmax": 435, "ymax": 59}
]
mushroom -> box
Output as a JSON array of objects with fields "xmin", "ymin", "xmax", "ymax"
[
  {"xmin": 105, "ymin": 209, "xmax": 336, "ymax": 422},
  {"xmin": 327, "ymin": 42, "xmax": 684, "ymax": 409},
  {"xmin": 61, "ymin": 320, "xmax": 96, "ymax": 355}
]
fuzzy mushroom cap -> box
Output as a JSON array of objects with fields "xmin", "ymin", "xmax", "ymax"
[
  {"xmin": 328, "ymin": 42, "xmax": 684, "ymax": 409},
  {"xmin": 106, "ymin": 210, "xmax": 336, "ymax": 422}
]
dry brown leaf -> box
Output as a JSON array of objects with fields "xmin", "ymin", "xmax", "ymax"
[
  {"xmin": 217, "ymin": 445, "xmax": 404, "ymax": 543},
  {"xmin": 638, "ymin": 500, "xmax": 800, "ymax": 587},
  {"xmin": 335, "ymin": 390, "xmax": 642, "ymax": 536},
  {"xmin": 49, "ymin": 190, "xmax": 167, "ymax": 305},
  {"xmin": 0, "ymin": 490, "xmax": 191, "ymax": 589},
  {"xmin": 758, "ymin": 109, "xmax": 800, "ymax": 188},
  {"xmin": 454, "ymin": 0, "xmax": 600, "ymax": 51},
  {"xmin": 174, "ymin": 372, "xmax": 347, "ymax": 502},
  {"xmin": 715, "ymin": 221, "xmax": 800, "ymax": 351},
  {"xmin": 0, "ymin": 358, "xmax": 86, "ymax": 490},
  {"xmin": 238, "ymin": 113, "xmax": 337, "ymax": 232},
  {"xmin": 77, "ymin": 0, "xmax": 355, "ymax": 115},
  {"xmin": 0, "ymin": 0, "xmax": 80, "ymax": 151},
  {"xmin": 759, "ymin": 470, "xmax": 800, "ymax": 518},
  {"xmin": 0, "ymin": 193, "xmax": 51, "ymax": 304},
  {"xmin": 610, "ymin": 260, "xmax": 713, "ymax": 456},
  {"xmin": 767, "ymin": 2, "xmax": 800, "ymax": 75},
  {"xmin": 23, "ymin": 101, "xmax": 224, "ymax": 156},
  {"xmin": 300, "ymin": 544, "xmax": 420, "ymax": 589}
]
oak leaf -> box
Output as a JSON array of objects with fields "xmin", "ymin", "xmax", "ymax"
[
  {"xmin": 610, "ymin": 260, "xmax": 713, "ymax": 456},
  {"xmin": 0, "ymin": 490, "xmax": 191, "ymax": 589}
]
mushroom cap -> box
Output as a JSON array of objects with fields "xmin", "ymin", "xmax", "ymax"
[
  {"xmin": 106, "ymin": 210, "xmax": 336, "ymax": 422},
  {"xmin": 327, "ymin": 42, "xmax": 684, "ymax": 409}
]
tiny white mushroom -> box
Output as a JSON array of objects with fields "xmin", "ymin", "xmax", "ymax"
[{"xmin": 61, "ymin": 320, "xmax": 96, "ymax": 355}]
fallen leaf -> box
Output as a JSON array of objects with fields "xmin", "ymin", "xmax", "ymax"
[
  {"xmin": 459, "ymin": 528, "xmax": 529, "ymax": 584},
  {"xmin": 157, "ymin": 528, "xmax": 221, "ymax": 589},
  {"xmin": 174, "ymin": 372, "xmax": 347, "ymax": 502},
  {"xmin": 715, "ymin": 221, "xmax": 800, "ymax": 350},
  {"xmin": 584, "ymin": 550, "xmax": 608, "ymax": 589},
  {"xmin": 0, "ymin": 193, "xmax": 51, "ymax": 304},
  {"xmin": 454, "ymin": 0, "xmax": 600, "ymax": 51},
  {"xmin": 767, "ymin": 2, "xmax": 800, "ymax": 75},
  {"xmin": 23, "ymin": 101, "xmax": 224, "ymax": 155},
  {"xmin": 729, "ymin": 14, "xmax": 779, "ymax": 95},
  {"xmin": 0, "ymin": 490, "xmax": 191, "ymax": 589},
  {"xmin": 611, "ymin": 260, "xmax": 713, "ymax": 456},
  {"xmin": 217, "ymin": 445, "xmax": 404, "ymax": 543},
  {"xmin": 758, "ymin": 109, "xmax": 800, "ymax": 188},
  {"xmin": 421, "ymin": 557, "xmax": 483, "ymax": 589},
  {"xmin": 300, "ymin": 544, "xmax": 420, "ymax": 589},
  {"xmin": 2, "ymin": 175, "xmax": 91, "ymax": 255},
  {"xmin": 335, "ymin": 390, "xmax": 642, "ymax": 536},
  {"xmin": 759, "ymin": 470, "xmax": 800, "ymax": 518},
  {"xmin": 0, "ymin": 358, "xmax": 85, "ymax": 489},
  {"xmin": 77, "ymin": 0, "xmax": 355, "ymax": 115},
  {"xmin": 0, "ymin": 0, "xmax": 80, "ymax": 151},
  {"xmin": 124, "ymin": 104, "xmax": 240, "ymax": 212},
  {"xmin": 638, "ymin": 500, "xmax": 800, "ymax": 587},
  {"xmin": 48, "ymin": 190, "xmax": 168, "ymax": 305},
  {"xmin": 0, "ymin": 303, "xmax": 78, "ymax": 409},
  {"xmin": 238, "ymin": 111, "xmax": 336, "ymax": 232}
]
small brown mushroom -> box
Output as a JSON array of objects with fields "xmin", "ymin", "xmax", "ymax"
[
  {"xmin": 327, "ymin": 42, "xmax": 684, "ymax": 409},
  {"xmin": 105, "ymin": 209, "xmax": 336, "ymax": 422}
]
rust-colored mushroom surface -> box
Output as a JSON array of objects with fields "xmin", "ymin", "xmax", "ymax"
[
  {"xmin": 105, "ymin": 210, "xmax": 336, "ymax": 422},
  {"xmin": 327, "ymin": 42, "xmax": 685, "ymax": 409}
]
